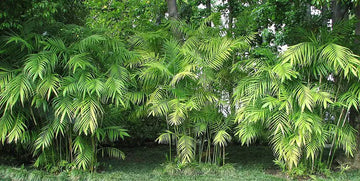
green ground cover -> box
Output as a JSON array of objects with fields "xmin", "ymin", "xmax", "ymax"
[{"xmin": 0, "ymin": 145, "xmax": 359, "ymax": 181}]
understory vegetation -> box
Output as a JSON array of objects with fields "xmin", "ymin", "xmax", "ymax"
[
  {"xmin": 2, "ymin": 145, "xmax": 360, "ymax": 181},
  {"xmin": 2, "ymin": 0, "xmax": 360, "ymax": 180}
]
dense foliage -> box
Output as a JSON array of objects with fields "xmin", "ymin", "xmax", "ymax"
[{"xmin": 1, "ymin": 0, "xmax": 360, "ymax": 177}]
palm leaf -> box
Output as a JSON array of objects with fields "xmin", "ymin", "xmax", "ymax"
[
  {"xmin": 177, "ymin": 135, "xmax": 195, "ymax": 164},
  {"xmin": 213, "ymin": 130, "xmax": 231, "ymax": 147},
  {"xmin": 99, "ymin": 147, "xmax": 125, "ymax": 159},
  {"xmin": 7, "ymin": 114, "xmax": 26, "ymax": 144}
]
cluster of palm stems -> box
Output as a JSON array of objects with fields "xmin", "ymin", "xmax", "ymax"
[
  {"xmin": 234, "ymin": 29, "xmax": 360, "ymax": 171},
  {"xmin": 136, "ymin": 17, "xmax": 250, "ymax": 165},
  {"xmin": 0, "ymin": 26, "xmax": 131, "ymax": 171}
]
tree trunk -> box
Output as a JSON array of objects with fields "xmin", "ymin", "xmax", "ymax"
[
  {"xmin": 68, "ymin": 134, "xmax": 73, "ymax": 162},
  {"xmin": 228, "ymin": 0, "xmax": 234, "ymax": 34},
  {"xmin": 206, "ymin": 0, "xmax": 211, "ymax": 15},
  {"xmin": 167, "ymin": 0, "xmax": 178, "ymax": 19},
  {"xmin": 331, "ymin": 0, "xmax": 349, "ymax": 24},
  {"xmin": 206, "ymin": 0, "xmax": 211, "ymax": 26},
  {"xmin": 355, "ymin": 5, "xmax": 360, "ymax": 36},
  {"xmin": 166, "ymin": 0, "xmax": 182, "ymax": 40}
]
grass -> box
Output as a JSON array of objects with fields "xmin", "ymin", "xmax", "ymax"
[{"xmin": 0, "ymin": 145, "xmax": 360, "ymax": 180}]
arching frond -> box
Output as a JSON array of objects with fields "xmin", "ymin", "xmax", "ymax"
[
  {"xmin": 148, "ymin": 99, "xmax": 170, "ymax": 117},
  {"xmin": 339, "ymin": 90, "xmax": 360, "ymax": 111},
  {"xmin": 24, "ymin": 52, "xmax": 57, "ymax": 81},
  {"xmin": 0, "ymin": 73, "xmax": 33, "ymax": 110},
  {"xmin": 272, "ymin": 63, "xmax": 299, "ymax": 83},
  {"xmin": 53, "ymin": 95, "xmax": 75, "ymax": 123},
  {"xmin": 177, "ymin": 135, "xmax": 195, "ymax": 164},
  {"xmin": 156, "ymin": 130, "xmax": 174, "ymax": 144},
  {"xmin": 73, "ymin": 136, "xmax": 93, "ymax": 170},
  {"xmin": 312, "ymin": 86, "xmax": 333, "ymax": 109},
  {"xmin": 6, "ymin": 35, "xmax": 34, "ymax": 51},
  {"xmin": 213, "ymin": 130, "xmax": 231, "ymax": 147},
  {"xmin": 305, "ymin": 127, "xmax": 328, "ymax": 163},
  {"xmin": 0, "ymin": 113, "xmax": 14, "ymax": 144},
  {"xmin": 268, "ymin": 110, "xmax": 291, "ymax": 136},
  {"xmin": 190, "ymin": 90, "xmax": 219, "ymax": 108},
  {"xmin": 0, "ymin": 68, "xmax": 16, "ymax": 89},
  {"xmin": 75, "ymin": 34, "xmax": 106, "ymax": 52},
  {"xmin": 282, "ymin": 42, "xmax": 316, "ymax": 66},
  {"xmin": 320, "ymin": 43, "xmax": 360, "ymax": 78},
  {"xmin": 106, "ymin": 63, "xmax": 129, "ymax": 81},
  {"xmin": 35, "ymin": 118, "xmax": 68, "ymax": 151},
  {"xmin": 139, "ymin": 61, "xmax": 172, "ymax": 86},
  {"xmin": 170, "ymin": 71, "xmax": 197, "ymax": 86},
  {"xmin": 36, "ymin": 73, "xmax": 60, "ymax": 100},
  {"xmin": 85, "ymin": 78, "xmax": 104, "ymax": 97},
  {"xmin": 126, "ymin": 91, "xmax": 146, "ymax": 105},
  {"xmin": 99, "ymin": 147, "xmax": 125, "ymax": 159},
  {"xmin": 147, "ymin": 88, "xmax": 170, "ymax": 116},
  {"xmin": 168, "ymin": 99, "xmax": 187, "ymax": 126},
  {"xmin": 43, "ymin": 38, "xmax": 67, "ymax": 54},
  {"xmin": 163, "ymin": 39, "xmax": 180, "ymax": 66},
  {"xmin": 66, "ymin": 53, "xmax": 95, "ymax": 73},
  {"xmin": 235, "ymin": 120, "xmax": 263, "ymax": 146},
  {"xmin": 292, "ymin": 112, "xmax": 322, "ymax": 146},
  {"xmin": 6, "ymin": 114, "xmax": 26, "ymax": 144},
  {"xmin": 294, "ymin": 84, "xmax": 315, "ymax": 112},
  {"xmin": 104, "ymin": 77, "xmax": 126, "ymax": 106},
  {"xmin": 98, "ymin": 126, "xmax": 129, "ymax": 142},
  {"xmin": 73, "ymin": 96, "xmax": 103, "ymax": 135},
  {"xmin": 335, "ymin": 123, "xmax": 357, "ymax": 157},
  {"xmin": 201, "ymin": 37, "xmax": 237, "ymax": 70}
]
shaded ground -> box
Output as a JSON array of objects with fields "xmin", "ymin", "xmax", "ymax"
[
  {"xmin": 99, "ymin": 144, "xmax": 285, "ymax": 180},
  {"xmin": 1, "ymin": 145, "xmax": 360, "ymax": 180}
]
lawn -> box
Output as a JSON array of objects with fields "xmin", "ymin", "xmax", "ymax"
[{"xmin": 0, "ymin": 145, "xmax": 360, "ymax": 180}]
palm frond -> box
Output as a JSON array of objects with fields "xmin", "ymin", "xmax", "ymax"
[
  {"xmin": 139, "ymin": 61, "xmax": 172, "ymax": 86},
  {"xmin": 213, "ymin": 130, "xmax": 231, "ymax": 147},
  {"xmin": 335, "ymin": 123, "xmax": 357, "ymax": 157},
  {"xmin": 177, "ymin": 135, "xmax": 195, "ymax": 164},
  {"xmin": 0, "ymin": 73, "xmax": 33, "ymax": 110},
  {"xmin": 99, "ymin": 147, "xmax": 125, "ymax": 159},
  {"xmin": 281, "ymin": 42, "xmax": 316, "ymax": 66},
  {"xmin": 168, "ymin": 99, "xmax": 187, "ymax": 126},
  {"xmin": 73, "ymin": 136, "xmax": 93, "ymax": 170},
  {"xmin": 201, "ymin": 37, "xmax": 237, "ymax": 70},
  {"xmin": 6, "ymin": 35, "xmax": 34, "ymax": 51},
  {"xmin": 24, "ymin": 52, "xmax": 57, "ymax": 81},
  {"xmin": 235, "ymin": 120, "xmax": 263, "ymax": 146},
  {"xmin": 36, "ymin": 73, "xmax": 60, "ymax": 100},
  {"xmin": 7, "ymin": 114, "xmax": 26, "ymax": 144},
  {"xmin": 53, "ymin": 95, "xmax": 75, "ymax": 123},
  {"xmin": 75, "ymin": 34, "xmax": 106, "ymax": 52},
  {"xmin": 43, "ymin": 38, "xmax": 67, "ymax": 54},
  {"xmin": 103, "ymin": 126, "xmax": 129, "ymax": 142},
  {"xmin": 104, "ymin": 77, "xmax": 127, "ymax": 106},
  {"xmin": 320, "ymin": 43, "xmax": 360, "ymax": 78},
  {"xmin": 66, "ymin": 53, "xmax": 95, "ymax": 73},
  {"xmin": 155, "ymin": 130, "xmax": 174, "ymax": 144},
  {"xmin": 272, "ymin": 63, "xmax": 299, "ymax": 83},
  {"xmin": 294, "ymin": 84, "xmax": 315, "ymax": 112},
  {"xmin": 0, "ymin": 113, "xmax": 14, "ymax": 144},
  {"xmin": 170, "ymin": 71, "xmax": 197, "ymax": 86},
  {"xmin": 35, "ymin": 118, "xmax": 68, "ymax": 151},
  {"xmin": 73, "ymin": 96, "xmax": 103, "ymax": 135}
]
